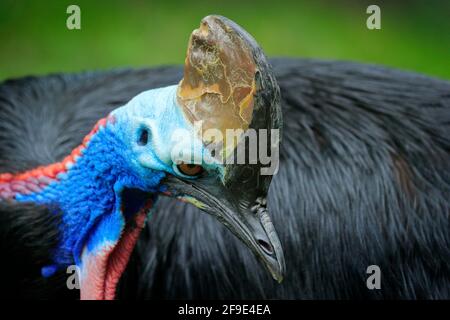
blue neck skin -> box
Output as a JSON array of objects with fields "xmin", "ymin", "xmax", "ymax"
[{"xmin": 16, "ymin": 120, "xmax": 165, "ymax": 273}]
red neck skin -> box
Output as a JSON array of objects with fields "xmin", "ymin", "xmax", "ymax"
[{"xmin": 80, "ymin": 202, "xmax": 151, "ymax": 300}]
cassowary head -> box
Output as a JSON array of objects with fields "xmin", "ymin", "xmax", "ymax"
[{"xmin": 0, "ymin": 15, "xmax": 284, "ymax": 299}]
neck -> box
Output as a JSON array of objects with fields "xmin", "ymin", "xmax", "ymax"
[{"xmin": 0, "ymin": 115, "xmax": 166, "ymax": 299}]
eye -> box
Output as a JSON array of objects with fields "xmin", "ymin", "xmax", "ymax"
[
  {"xmin": 137, "ymin": 129, "xmax": 149, "ymax": 146},
  {"xmin": 176, "ymin": 162, "xmax": 204, "ymax": 177}
]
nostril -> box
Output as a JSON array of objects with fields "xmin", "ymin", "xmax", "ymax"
[{"xmin": 257, "ymin": 239, "xmax": 273, "ymax": 255}]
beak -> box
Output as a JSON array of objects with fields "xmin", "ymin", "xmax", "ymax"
[{"xmin": 163, "ymin": 175, "xmax": 286, "ymax": 282}]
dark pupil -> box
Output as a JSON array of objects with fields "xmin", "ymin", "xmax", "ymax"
[
  {"xmin": 187, "ymin": 164, "xmax": 196, "ymax": 168},
  {"xmin": 138, "ymin": 129, "xmax": 148, "ymax": 146}
]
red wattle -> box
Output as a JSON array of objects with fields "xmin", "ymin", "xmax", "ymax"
[{"xmin": 80, "ymin": 201, "xmax": 151, "ymax": 300}]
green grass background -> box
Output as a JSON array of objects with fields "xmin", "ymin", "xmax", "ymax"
[{"xmin": 0, "ymin": 0, "xmax": 449, "ymax": 81}]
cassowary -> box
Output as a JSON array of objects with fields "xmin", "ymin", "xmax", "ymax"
[{"xmin": 1, "ymin": 16, "xmax": 450, "ymax": 300}]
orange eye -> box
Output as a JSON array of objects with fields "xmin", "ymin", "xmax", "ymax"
[{"xmin": 176, "ymin": 163, "xmax": 204, "ymax": 177}]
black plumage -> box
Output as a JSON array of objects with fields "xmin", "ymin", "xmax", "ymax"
[{"xmin": 1, "ymin": 59, "xmax": 449, "ymax": 299}]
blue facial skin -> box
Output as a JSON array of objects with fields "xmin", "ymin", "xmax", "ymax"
[{"xmin": 15, "ymin": 85, "xmax": 217, "ymax": 276}]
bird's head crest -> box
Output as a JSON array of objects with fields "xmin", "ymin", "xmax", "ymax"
[{"xmin": 177, "ymin": 15, "xmax": 282, "ymax": 163}]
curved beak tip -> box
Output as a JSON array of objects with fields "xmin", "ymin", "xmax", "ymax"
[
  {"xmin": 269, "ymin": 253, "xmax": 286, "ymax": 284},
  {"xmin": 275, "ymin": 275, "xmax": 284, "ymax": 284},
  {"xmin": 275, "ymin": 261, "xmax": 286, "ymax": 283}
]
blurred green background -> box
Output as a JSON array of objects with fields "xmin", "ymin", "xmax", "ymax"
[{"xmin": 0, "ymin": 0, "xmax": 449, "ymax": 81}]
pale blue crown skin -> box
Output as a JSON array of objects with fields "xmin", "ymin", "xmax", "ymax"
[
  {"xmin": 113, "ymin": 85, "xmax": 187, "ymax": 173},
  {"xmin": 113, "ymin": 85, "xmax": 223, "ymax": 177}
]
